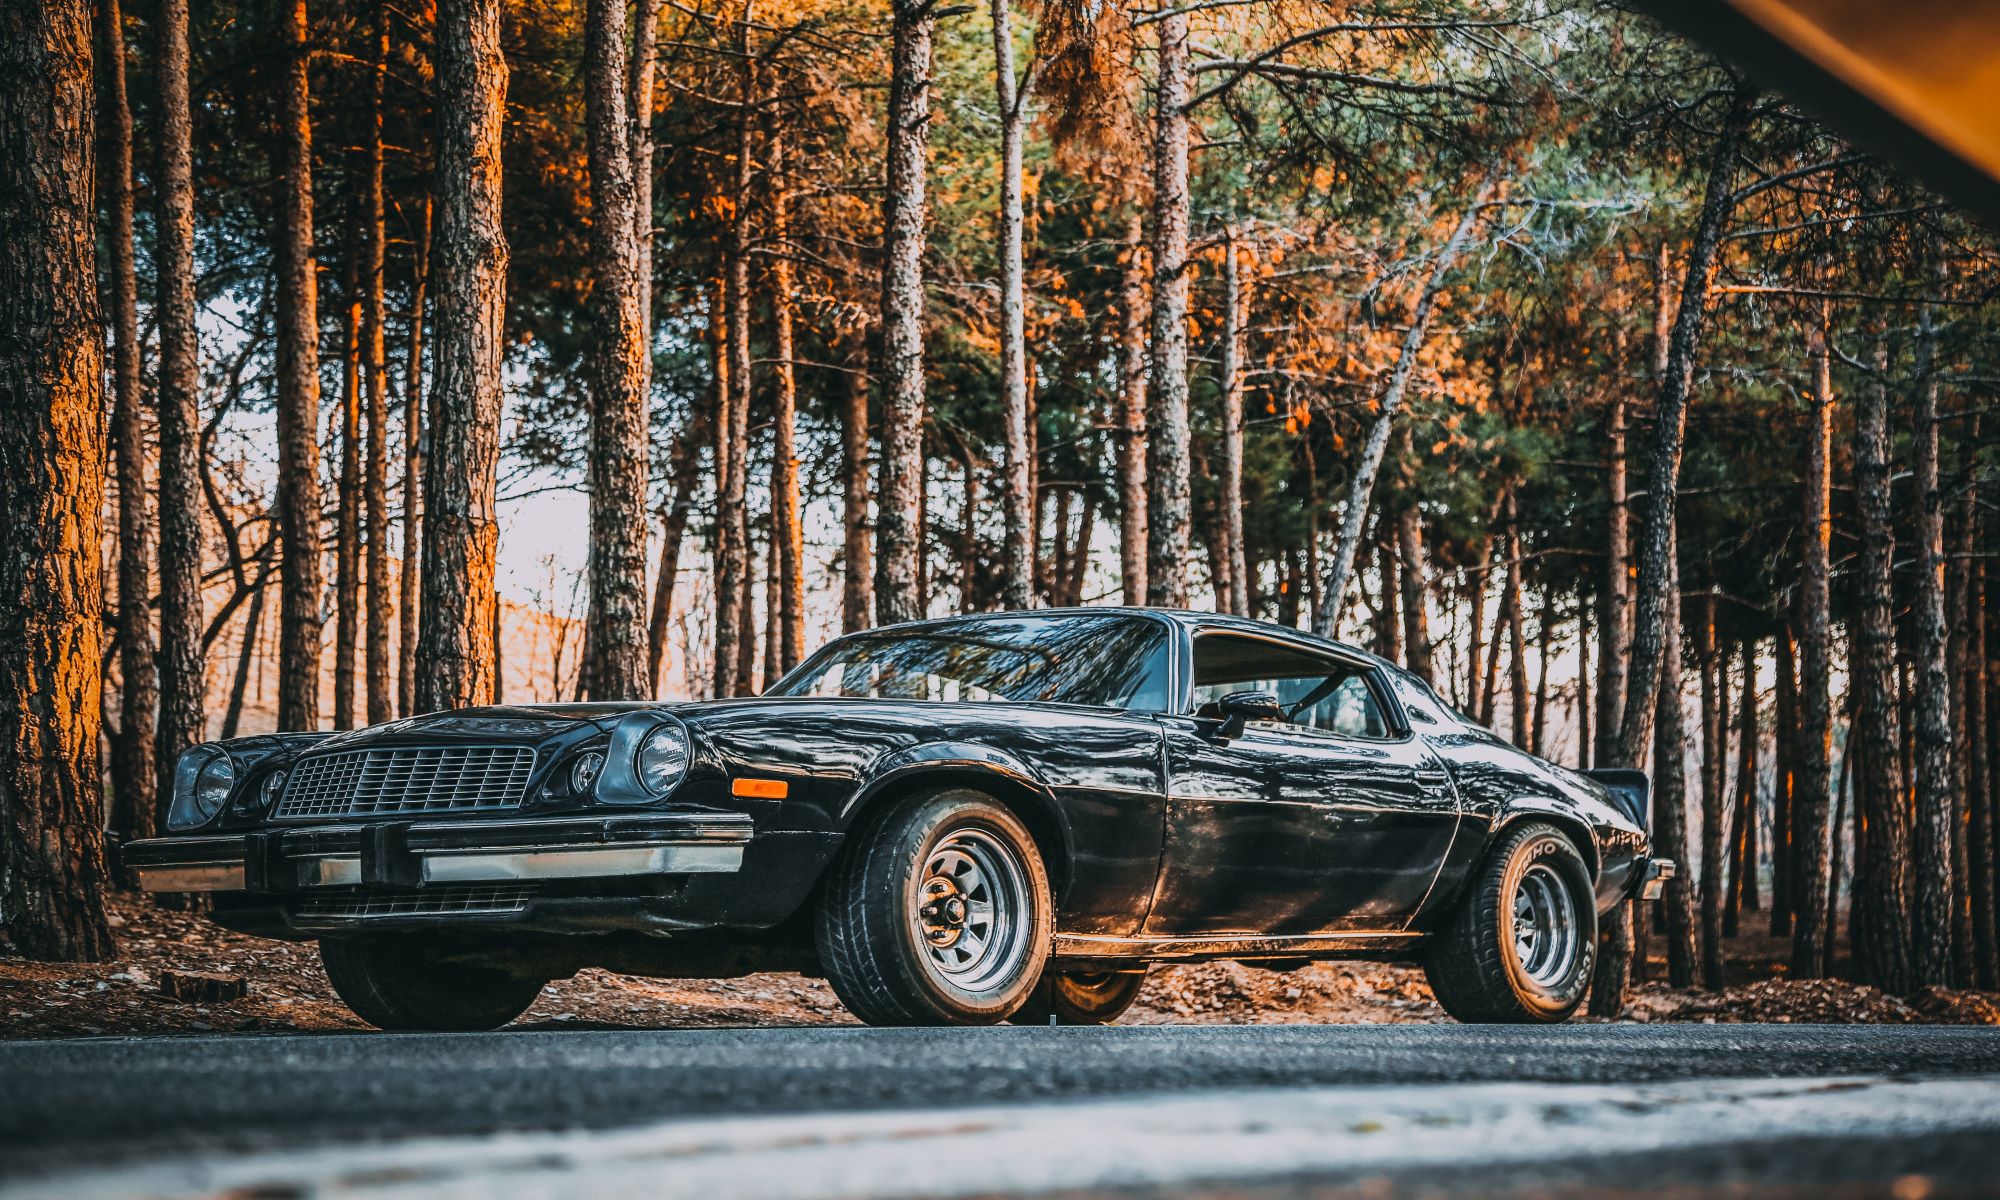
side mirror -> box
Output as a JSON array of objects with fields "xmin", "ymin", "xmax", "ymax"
[{"xmin": 1213, "ymin": 689, "xmax": 1287, "ymax": 740}]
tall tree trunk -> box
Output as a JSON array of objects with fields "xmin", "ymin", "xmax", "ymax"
[
  {"xmin": 155, "ymin": 0, "xmax": 207, "ymax": 796},
  {"xmin": 1531, "ymin": 584, "xmax": 1553, "ymax": 758},
  {"xmin": 1144, "ymin": 10, "xmax": 1192, "ymax": 607},
  {"xmin": 1615, "ymin": 88, "xmax": 1753, "ymax": 765},
  {"xmin": 1962, "ymin": 446, "xmax": 1997, "ymax": 988},
  {"xmin": 1792, "ymin": 306, "xmax": 1835, "ymax": 979},
  {"xmin": 1314, "ymin": 183, "xmax": 1489, "ymax": 633},
  {"xmin": 1505, "ymin": 501, "xmax": 1528, "ymax": 747},
  {"xmin": 628, "ymin": 0, "xmax": 661, "ymax": 396},
  {"xmin": 646, "ymin": 418, "xmax": 705, "ymax": 693},
  {"xmin": 1396, "ymin": 501, "xmax": 1435, "ymax": 686},
  {"xmin": 273, "ymin": 0, "xmax": 323, "ymax": 731},
  {"xmin": 1117, "ymin": 209, "xmax": 1148, "ymax": 605},
  {"xmin": 875, "ymin": 0, "xmax": 933, "ymax": 624},
  {"xmin": 334, "ymin": 249, "xmax": 362, "ymax": 731},
  {"xmin": 992, "ymin": 0, "xmax": 1033, "ymax": 611},
  {"xmin": 1219, "ymin": 229, "xmax": 1249, "ymax": 616},
  {"xmin": 1372, "ymin": 540, "xmax": 1401, "ymax": 663},
  {"xmin": 1594, "ymin": 355, "xmax": 1631, "ymax": 768},
  {"xmin": 98, "ymin": 0, "xmax": 156, "ymax": 870},
  {"xmin": 1728, "ymin": 636, "xmax": 1760, "ymax": 929},
  {"xmin": 580, "ymin": 0, "xmax": 650, "ymax": 700},
  {"xmin": 768, "ymin": 122, "xmax": 804, "ymax": 671},
  {"xmin": 398, "ymin": 197, "xmax": 430, "ymax": 717},
  {"xmin": 1697, "ymin": 588, "xmax": 1726, "ymax": 989},
  {"xmin": 1848, "ymin": 340, "xmax": 1912, "ymax": 992},
  {"xmin": 1656, "ymin": 543, "xmax": 1697, "ymax": 987},
  {"xmin": 0, "ymin": 0, "xmax": 115, "ymax": 959},
  {"xmin": 1771, "ymin": 627, "xmax": 1797, "ymax": 936},
  {"xmin": 416, "ymin": 0, "xmax": 509, "ymax": 713},
  {"xmin": 1912, "ymin": 299, "xmax": 1957, "ymax": 987},
  {"xmin": 363, "ymin": 5, "xmax": 392, "ymax": 726},
  {"xmin": 841, "ymin": 345, "xmax": 874, "ymax": 633},
  {"xmin": 711, "ymin": 15, "xmax": 753, "ymax": 693}
]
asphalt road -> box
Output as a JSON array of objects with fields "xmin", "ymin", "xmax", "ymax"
[{"xmin": 9, "ymin": 1024, "xmax": 2000, "ymax": 1196}]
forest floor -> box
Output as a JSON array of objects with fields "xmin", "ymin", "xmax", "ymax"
[{"xmin": 4, "ymin": 893, "xmax": 1999, "ymax": 1038}]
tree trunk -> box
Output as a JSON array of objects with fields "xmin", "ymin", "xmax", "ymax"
[
  {"xmin": 1848, "ymin": 340, "xmax": 1912, "ymax": 992},
  {"xmin": 334, "ymin": 249, "xmax": 362, "ymax": 731},
  {"xmin": 768, "ymin": 121, "xmax": 803, "ymax": 672},
  {"xmin": 416, "ymin": 0, "xmax": 509, "ymax": 713},
  {"xmin": 1656, "ymin": 545, "xmax": 1697, "ymax": 987},
  {"xmin": 1315, "ymin": 182, "xmax": 1489, "ymax": 634},
  {"xmin": 1505, "ymin": 501, "xmax": 1528, "ymax": 747},
  {"xmin": 1396, "ymin": 501, "xmax": 1435, "ymax": 686},
  {"xmin": 398, "ymin": 197, "xmax": 430, "ymax": 718},
  {"xmin": 0, "ymin": 0, "xmax": 115, "ymax": 958},
  {"xmin": 1219, "ymin": 230, "xmax": 1249, "ymax": 616},
  {"xmin": 273, "ymin": 0, "xmax": 323, "ymax": 731},
  {"xmin": 992, "ymin": 0, "xmax": 1033, "ymax": 611},
  {"xmin": 1912, "ymin": 299, "xmax": 1957, "ymax": 988},
  {"xmin": 646, "ymin": 417, "xmax": 705, "ymax": 694},
  {"xmin": 363, "ymin": 5, "xmax": 392, "ymax": 726},
  {"xmin": 98, "ymin": 0, "xmax": 156, "ymax": 871},
  {"xmin": 1615, "ymin": 88, "xmax": 1753, "ymax": 765},
  {"xmin": 1962, "ymin": 445, "xmax": 1997, "ymax": 988},
  {"xmin": 1532, "ymin": 583, "xmax": 1553, "ymax": 759},
  {"xmin": 1728, "ymin": 636, "xmax": 1760, "ymax": 929},
  {"xmin": 1771, "ymin": 627, "xmax": 1797, "ymax": 937},
  {"xmin": 1144, "ymin": 10, "xmax": 1192, "ymax": 607},
  {"xmin": 1594, "ymin": 359, "xmax": 1631, "ymax": 768},
  {"xmin": 1372, "ymin": 540, "xmax": 1401, "ymax": 663},
  {"xmin": 1792, "ymin": 307, "xmax": 1835, "ymax": 980},
  {"xmin": 1697, "ymin": 589, "xmax": 1726, "ymax": 989},
  {"xmin": 580, "ymin": 0, "xmax": 651, "ymax": 700},
  {"xmin": 155, "ymin": 0, "xmax": 208, "ymax": 802},
  {"xmin": 1117, "ymin": 209, "xmax": 1148, "ymax": 605},
  {"xmin": 841, "ymin": 345, "xmax": 874, "ymax": 633},
  {"xmin": 875, "ymin": 0, "xmax": 933, "ymax": 624}
]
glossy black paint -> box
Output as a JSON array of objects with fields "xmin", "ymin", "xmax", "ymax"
[{"xmin": 141, "ymin": 608, "xmax": 1654, "ymax": 968}]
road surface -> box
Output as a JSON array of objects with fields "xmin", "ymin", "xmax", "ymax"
[{"xmin": 7, "ymin": 1024, "xmax": 2000, "ymax": 1197}]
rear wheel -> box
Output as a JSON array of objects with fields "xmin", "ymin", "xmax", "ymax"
[
  {"xmin": 1423, "ymin": 823, "xmax": 1596, "ymax": 1024},
  {"xmin": 320, "ymin": 935, "xmax": 545, "ymax": 1032},
  {"xmin": 1011, "ymin": 968, "xmax": 1148, "ymax": 1026},
  {"xmin": 816, "ymin": 788, "xmax": 1052, "ymax": 1025}
]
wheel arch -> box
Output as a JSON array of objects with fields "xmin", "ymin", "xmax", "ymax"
[
  {"xmin": 1493, "ymin": 800, "xmax": 1600, "ymax": 882},
  {"xmin": 839, "ymin": 745, "xmax": 1076, "ymax": 904}
]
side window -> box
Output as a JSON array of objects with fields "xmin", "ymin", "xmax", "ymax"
[{"xmin": 1190, "ymin": 634, "xmax": 1393, "ymax": 739}]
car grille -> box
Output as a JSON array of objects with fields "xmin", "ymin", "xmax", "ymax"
[
  {"xmin": 274, "ymin": 745, "xmax": 538, "ymax": 820},
  {"xmin": 294, "ymin": 884, "xmax": 536, "ymax": 920}
]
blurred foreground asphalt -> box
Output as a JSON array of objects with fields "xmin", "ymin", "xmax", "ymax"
[{"xmin": 8, "ymin": 1023, "xmax": 2000, "ymax": 1197}]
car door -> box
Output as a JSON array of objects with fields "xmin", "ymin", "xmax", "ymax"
[{"xmin": 1143, "ymin": 630, "xmax": 1461, "ymax": 936}]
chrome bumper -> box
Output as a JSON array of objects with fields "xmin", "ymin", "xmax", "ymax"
[
  {"xmin": 124, "ymin": 812, "xmax": 753, "ymax": 894},
  {"xmin": 1638, "ymin": 856, "xmax": 1677, "ymax": 901}
]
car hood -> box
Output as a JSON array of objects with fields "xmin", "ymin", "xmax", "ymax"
[{"xmin": 311, "ymin": 703, "xmax": 665, "ymax": 750}]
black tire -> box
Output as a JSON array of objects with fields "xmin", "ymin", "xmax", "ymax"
[
  {"xmin": 1011, "ymin": 968, "xmax": 1148, "ymax": 1026},
  {"xmin": 816, "ymin": 788, "xmax": 1052, "ymax": 1026},
  {"xmin": 320, "ymin": 935, "xmax": 546, "ymax": 1032},
  {"xmin": 1423, "ymin": 822, "xmax": 1597, "ymax": 1024}
]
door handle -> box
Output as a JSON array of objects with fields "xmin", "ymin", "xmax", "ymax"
[{"xmin": 1415, "ymin": 769, "xmax": 1451, "ymax": 788}]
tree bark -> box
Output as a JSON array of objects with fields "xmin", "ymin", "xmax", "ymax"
[
  {"xmin": 1594, "ymin": 351, "xmax": 1631, "ymax": 768},
  {"xmin": 363, "ymin": 4, "xmax": 392, "ymax": 726},
  {"xmin": 875, "ymin": 0, "xmax": 934, "ymax": 624},
  {"xmin": 398, "ymin": 197, "xmax": 430, "ymax": 717},
  {"xmin": 98, "ymin": 0, "xmax": 156, "ymax": 870},
  {"xmin": 416, "ymin": 0, "xmax": 508, "ymax": 713},
  {"xmin": 1848, "ymin": 340, "xmax": 1912, "ymax": 992},
  {"xmin": 1912, "ymin": 298, "xmax": 1958, "ymax": 988},
  {"xmin": 1505, "ymin": 500, "xmax": 1528, "ymax": 747},
  {"xmin": 1697, "ymin": 588, "xmax": 1726, "ymax": 989},
  {"xmin": 1771, "ymin": 627, "xmax": 1797, "ymax": 936},
  {"xmin": 841, "ymin": 344, "xmax": 874, "ymax": 633},
  {"xmin": 1728, "ymin": 636, "xmax": 1760, "ymax": 928},
  {"xmin": 768, "ymin": 120, "xmax": 803, "ymax": 672},
  {"xmin": 1117, "ymin": 209, "xmax": 1148, "ymax": 605},
  {"xmin": 1655, "ymin": 543, "xmax": 1697, "ymax": 987},
  {"xmin": 273, "ymin": 0, "xmax": 323, "ymax": 731},
  {"xmin": 334, "ymin": 249, "xmax": 362, "ymax": 731},
  {"xmin": 1315, "ymin": 183, "xmax": 1488, "ymax": 634},
  {"xmin": 1961, "ymin": 436, "xmax": 1997, "ymax": 988},
  {"xmin": 1615, "ymin": 88, "xmax": 1752, "ymax": 766},
  {"xmin": 710, "ymin": 272, "xmax": 741, "ymax": 692},
  {"xmin": 1791, "ymin": 306, "xmax": 1835, "ymax": 980},
  {"xmin": 993, "ymin": 0, "xmax": 1033, "ymax": 611},
  {"xmin": 580, "ymin": 0, "xmax": 651, "ymax": 700},
  {"xmin": 0, "ymin": 0, "xmax": 115, "ymax": 959},
  {"xmin": 1397, "ymin": 501, "xmax": 1435, "ymax": 686},
  {"xmin": 1144, "ymin": 10, "xmax": 1192, "ymax": 607},
  {"xmin": 1219, "ymin": 230, "xmax": 1249, "ymax": 616},
  {"xmin": 155, "ymin": 0, "xmax": 207, "ymax": 799}
]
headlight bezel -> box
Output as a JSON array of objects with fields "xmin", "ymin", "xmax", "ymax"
[
  {"xmin": 167, "ymin": 746, "xmax": 236, "ymax": 831},
  {"xmin": 594, "ymin": 714, "xmax": 693, "ymax": 805}
]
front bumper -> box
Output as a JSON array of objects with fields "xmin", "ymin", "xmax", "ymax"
[{"xmin": 123, "ymin": 811, "xmax": 754, "ymax": 895}]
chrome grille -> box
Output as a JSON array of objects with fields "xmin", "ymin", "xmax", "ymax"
[
  {"xmin": 275, "ymin": 745, "xmax": 537, "ymax": 820},
  {"xmin": 295, "ymin": 884, "xmax": 535, "ymax": 920}
]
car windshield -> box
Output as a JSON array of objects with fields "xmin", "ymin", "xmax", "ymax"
[{"xmin": 770, "ymin": 614, "xmax": 1172, "ymax": 711}]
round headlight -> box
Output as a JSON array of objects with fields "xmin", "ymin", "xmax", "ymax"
[
  {"xmin": 569, "ymin": 750, "xmax": 605, "ymax": 794},
  {"xmin": 635, "ymin": 723, "xmax": 689, "ymax": 794},
  {"xmin": 169, "ymin": 747, "xmax": 235, "ymax": 830},
  {"xmin": 195, "ymin": 755, "xmax": 236, "ymax": 820},
  {"xmin": 259, "ymin": 770, "xmax": 288, "ymax": 811}
]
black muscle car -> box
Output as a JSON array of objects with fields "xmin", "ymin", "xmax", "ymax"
[{"xmin": 126, "ymin": 608, "xmax": 1672, "ymax": 1029}]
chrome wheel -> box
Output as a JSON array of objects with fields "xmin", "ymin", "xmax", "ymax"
[
  {"xmin": 1512, "ymin": 862, "xmax": 1580, "ymax": 988},
  {"xmin": 912, "ymin": 826, "xmax": 1032, "ymax": 993}
]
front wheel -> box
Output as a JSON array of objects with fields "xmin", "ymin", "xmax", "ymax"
[
  {"xmin": 1423, "ymin": 823, "xmax": 1597, "ymax": 1024},
  {"xmin": 320, "ymin": 936, "xmax": 546, "ymax": 1032},
  {"xmin": 816, "ymin": 788, "xmax": 1052, "ymax": 1025},
  {"xmin": 1011, "ymin": 968, "xmax": 1148, "ymax": 1026}
]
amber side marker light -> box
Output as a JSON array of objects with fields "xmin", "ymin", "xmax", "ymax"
[{"xmin": 731, "ymin": 777, "xmax": 789, "ymax": 799}]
